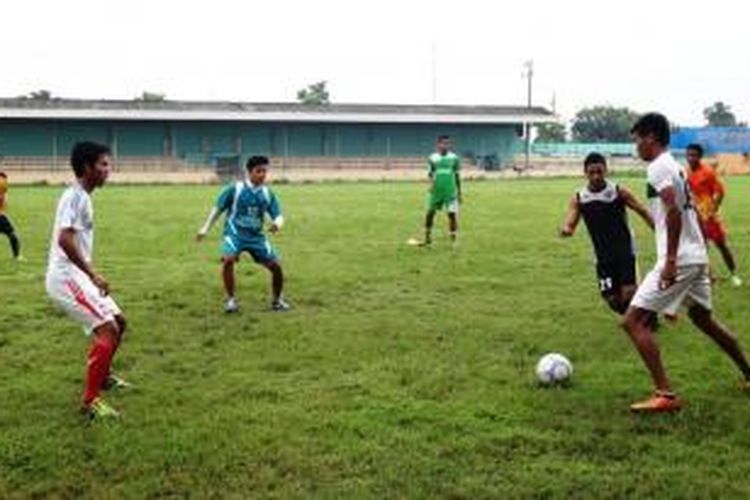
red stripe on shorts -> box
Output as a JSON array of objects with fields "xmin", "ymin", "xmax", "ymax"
[{"xmin": 65, "ymin": 280, "xmax": 105, "ymax": 320}]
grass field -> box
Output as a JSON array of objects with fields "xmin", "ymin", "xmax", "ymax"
[{"xmin": 3, "ymin": 177, "xmax": 750, "ymax": 498}]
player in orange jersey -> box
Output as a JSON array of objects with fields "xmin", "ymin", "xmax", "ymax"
[{"xmin": 685, "ymin": 144, "xmax": 742, "ymax": 287}]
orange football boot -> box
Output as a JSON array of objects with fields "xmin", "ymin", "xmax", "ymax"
[{"xmin": 630, "ymin": 391, "xmax": 682, "ymax": 413}]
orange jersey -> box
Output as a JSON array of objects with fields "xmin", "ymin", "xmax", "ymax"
[{"xmin": 686, "ymin": 162, "xmax": 724, "ymax": 220}]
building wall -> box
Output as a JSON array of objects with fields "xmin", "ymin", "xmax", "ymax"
[{"xmin": 0, "ymin": 119, "xmax": 523, "ymax": 165}]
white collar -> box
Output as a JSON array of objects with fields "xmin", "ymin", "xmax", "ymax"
[{"xmin": 244, "ymin": 179, "xmax": 265, "ymax": 191}]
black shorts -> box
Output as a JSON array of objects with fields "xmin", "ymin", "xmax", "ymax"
[
  {"xmin": 595, "ymin": 256, "xmax": 636, "ymax": 297},
  {"xmin": 0, "ymin": 215, "xmax": 15, "ymax": 235}
]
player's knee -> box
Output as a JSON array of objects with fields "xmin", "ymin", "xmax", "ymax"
[
  {"xmin": 620, "ymin": 309, "xmax": 643, "ymax": 333},
  {"xmin": 619, "ymin": 310, "xmax": 633, "ymax": 330},
  {"xmin": 688, "ymin": 305, "xmax": 711, "ymax": 328},
  {"xmin": 115, "ymin": 315, "xmax": 127, "ymax": 337},
  {"xmin": 266, "ymin": 260, "xmax": 282, "ymax": 273},
  {"xmin": 94, "ymin": 320, "xmax": 120, "ymax": 342},
  {"xmin": 604, "ymin": 295, "xmax": 624, "ymax": 314}
]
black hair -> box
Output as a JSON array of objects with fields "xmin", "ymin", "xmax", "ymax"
[
  {"xmin": 686, "ymin": 143, "xmax": 704, "ymax": 158},
  {"xmin": 0, "ymin": 171, "xmax": 6, "ymax": 179},
  {"xmin": 584, "ymin": 152, "xmax": 607, "ymax": 171},
  {"xmin": 630, "ymin": 112, "xmax": 670, "ymax": 146},
  {"xmin": 437, "ymin": 135, "xmax": 450, "ymax": 142},
  {"xmin": 246, "ymin": 155, "xmax": 270, "ymax": 171},
  {"xmin": 70, "ymin": 141, "xmax": 111, "ymax": 177}
]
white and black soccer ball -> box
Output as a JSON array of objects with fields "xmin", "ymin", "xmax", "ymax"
[{"xmin": 535, "ymin": 353, "xmax": 573, "ymax": 385}]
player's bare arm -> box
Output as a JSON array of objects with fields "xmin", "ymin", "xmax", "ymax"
[
  {"xmin": 713, "ymin": 178, "xmax": 725, "ymax": 213},
  {"xmin": 560, "ymin": 196, "xmax": 580, "ymax": 237},
  {"xmin": 455, "ymin": 171, "xmax": 462, "ymax": 203},
  {"xmin": 658, "ymin": 185, "xmax": 682, "ymax": 289},
  {"xmin": 58, "ymin": 227, "xmax": 109, "ymax": 295},
  {"xmin": 619, "ymin": 186, "xmax": 654, "ymax": 230},
  {"xmin": 196, "ymin": 206, "xmax": 222, "ymax": 241},
  {"xmin": 269, "ymin": 215, "xmax": 284, "ymax": 234}
]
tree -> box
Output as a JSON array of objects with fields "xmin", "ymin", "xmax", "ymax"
[
  {"xmin": 703, "ymin": 102, "xmax": 737, "ymax": 127},
  {"xmin": 136, "ymin": 91, "xmax": 166, "ymax": 102},
  {"xmin": 296, "ymin": 81, "xmax": 330, "ymax": 105},
  {"xmin": 534, "ymin": 122, "xmax": 567, "ymax": 143},
  {"xmin": 17, "ymin": 89, "xmax": 53, "ymax": 100},
  {"xmin": 571, "ymin": 106, "xmax": 640, "ymax": 142}
]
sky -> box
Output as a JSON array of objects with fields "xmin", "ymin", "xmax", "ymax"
[{"xmin": 1, "ymin": 0, "xmax": 747, "ymax": 126}]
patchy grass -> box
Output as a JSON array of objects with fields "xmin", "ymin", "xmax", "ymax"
[{"xmin": 2, "ymin": 177, "xmax": 750, "ymax": 498}]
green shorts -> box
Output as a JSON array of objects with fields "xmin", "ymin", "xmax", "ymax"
[{"xmin": 428, "ymin": 194, "xmax": 459, "ymax": 213}]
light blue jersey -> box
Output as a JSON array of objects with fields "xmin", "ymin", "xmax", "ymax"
[
  {"xmin": 216, "ymin": 181, "xmax": 282, "ymax": 238},
  {"xmin": 216, "ymin": 181, "xmax": 282, "ymax": 263}
]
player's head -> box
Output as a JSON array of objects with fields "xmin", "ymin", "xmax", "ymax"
[
  {"xmin": 436, "ymin": 135, "xmax": 452, "ymax": 154},
  {"xmin": 70, "ymin": 141, "xmax": 112, "ymax": 187},
  {"xmin": 686, "ymin": 143, "xmax": 704, "ymax": 169},
  {"xmin": 0, "ymin": 171, "xmax": 7, "ymax": 194},
  {"xmin": 630, "ymin": 112, "xmax": 670, "ymax": 161},
  {"xmin": 246, "ymin": 155, "xmax": 270, "ymax": 184},
  {"xmin": 583, "ymin": 152, "xmax": 607, "ymax": 190}
]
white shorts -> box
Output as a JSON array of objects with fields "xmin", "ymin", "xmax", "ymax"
[
  {"xmin": 46, "ymin": 271, "xmax": 122, "ymax": 335},
  {"xmin": 631, "ymin": 264, "xmax": 711, "ymax": 315},
  {"xmin": 446, "ymin": 199, "xmax": 459, "ymax": 214}
]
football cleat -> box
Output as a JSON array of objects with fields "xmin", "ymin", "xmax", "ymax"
[
  {"xmin": 83, "ymin": 397, "xmax": 121, "ymax": 421},
  {"xmin": 630, "ymin": 391, "xmax": 682, "ymax": 413},
  {"xmin": 102, "ymin": 374, "xmax": 132, "ymax": 391},
  {"xmin": 224, "ymin": 297, "xmax": 239, "ymax": 314},
  {"xmin": 271, "ymin": 298, "xmax": 291, "ymax": 312}
]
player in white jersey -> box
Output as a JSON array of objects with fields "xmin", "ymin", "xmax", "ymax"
[
  {"xmin": 46, "ymin": 142, "xmax": 129, "ymax": 421},
  {"xmin": 622, "ymin": 113, "xmax": 750, "ymax": 413}
]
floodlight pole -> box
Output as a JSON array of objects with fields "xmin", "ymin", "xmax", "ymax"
[
  {"xmin": 523, "ymin": 60, "xmax": 534, "ymax": 170},
  {"xmin": 431, "ymin": 41, "xmax": 438, "ymax": 104}
]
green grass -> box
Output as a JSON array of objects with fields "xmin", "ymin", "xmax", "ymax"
[{"xmin": 3, "ymin": 177, "xmax": 750, "ymax": 498}]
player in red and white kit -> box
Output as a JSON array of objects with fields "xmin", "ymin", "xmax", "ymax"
[{"xmin": 46, "ymin": 141, "xmax": 130, "ymax": 420}]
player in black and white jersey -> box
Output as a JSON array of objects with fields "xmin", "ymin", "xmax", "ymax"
[{"xmin": 561, "ymin": 153, "xmax": 654, "ymax": 315}]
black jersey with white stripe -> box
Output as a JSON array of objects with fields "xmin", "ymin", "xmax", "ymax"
[{"xmin": 576, "ymin": 181, "xmax": 634, "ymax": 262}]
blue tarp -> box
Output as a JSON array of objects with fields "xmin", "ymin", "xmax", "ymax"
[{"xmin": 671, "ymin": 127, "xmax": 750, "ymax": 155}]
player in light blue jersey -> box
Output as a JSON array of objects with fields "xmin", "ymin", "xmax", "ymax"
[{"xmin": 197, "ymin": 156, "xmax": 290, "ymax": 313}]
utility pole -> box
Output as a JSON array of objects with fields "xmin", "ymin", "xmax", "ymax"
[
  {"xmin": 431, "ymin": 41, "xmax": 438, "ymax": 104},
  {"xmin": 522, "ymin": 60, "xmax": 534, "ymax": 170}
]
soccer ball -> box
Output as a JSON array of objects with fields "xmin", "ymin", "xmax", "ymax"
[{"xmin": 535, "ymin": 353, "xmax": 573, "ymax": 385}]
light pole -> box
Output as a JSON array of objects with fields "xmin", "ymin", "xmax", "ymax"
[
  {"xmin": 431, "ymin": 41, "xmax": 438, "ymax": 104},
  {"xmin": 522, "ymin": 59, "xmax": 534, "ymax": 170}
]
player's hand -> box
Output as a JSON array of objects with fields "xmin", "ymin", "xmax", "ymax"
[
  {"xmin": 196, "ymin": 231, "xmax": 206, "ymax": 242},
  {"xmin": 560, "ymin": 227, "xmax": 573, "ymax": 238},
  {"xmin": 659, "ymin": 260, "xmax": 678, "ymax": 290},
  {"xmin": 92, "ymin": 273, "xmax": 110, "ymax": 296},
  {"xmin": 269, "ymin": 224, "xmax": 280, "ymax": 234},
  {"xmin": 458, "ymin": 193, "xmax": 463, "ymax": 204}
]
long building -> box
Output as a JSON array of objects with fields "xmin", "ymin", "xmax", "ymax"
[{"xmin": 0, "ymin": 98, "xmax": 554, "ymax": 171}]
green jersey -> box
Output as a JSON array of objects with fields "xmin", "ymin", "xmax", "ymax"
[{"xmin": 428, "ymin": 151, "xmax": 460, "ymax": 202}]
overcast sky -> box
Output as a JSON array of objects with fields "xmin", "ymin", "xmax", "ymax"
[{"xmin": 1, "ymin": 0, "xmax": 746, "ymax": 126}]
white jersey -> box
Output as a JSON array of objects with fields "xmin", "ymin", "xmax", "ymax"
[
  {"xmin": 646, "ymin": 152, "xmax": 707, "ymax": 268},
  {"xmin": 47, "ymin": 182, "xmax": 94, "ymax": 278}
]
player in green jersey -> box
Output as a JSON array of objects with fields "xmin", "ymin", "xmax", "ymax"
[{"xmin": 420, "ymin": 135, "xmax": 461, "ymax": 246}]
